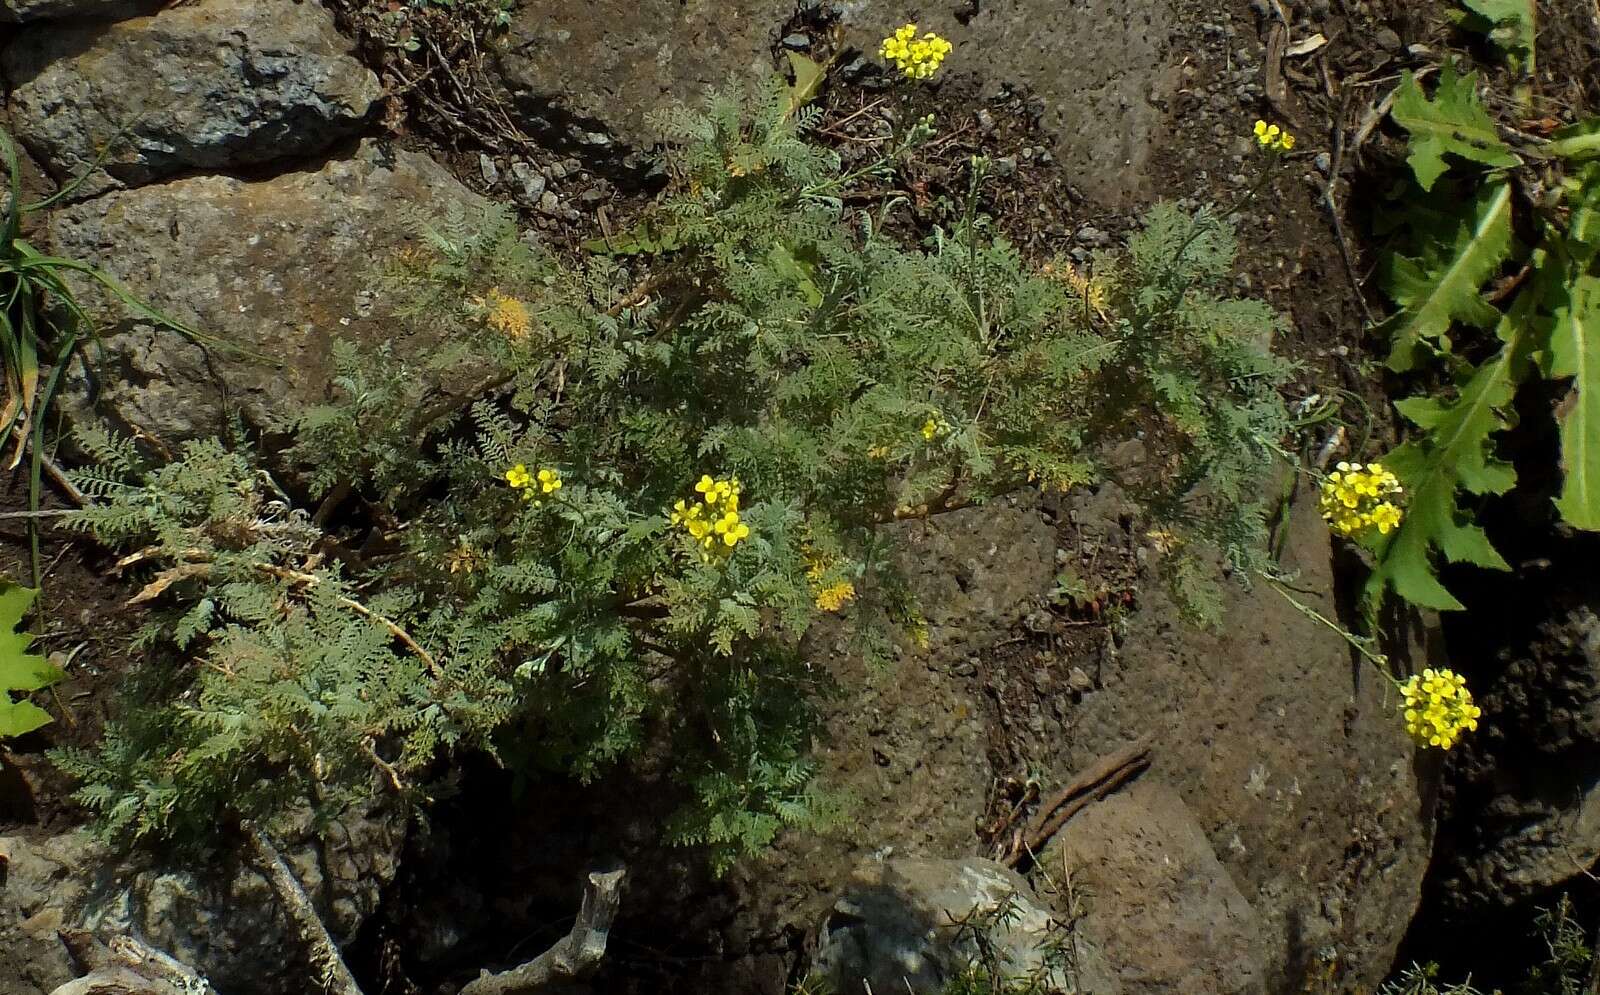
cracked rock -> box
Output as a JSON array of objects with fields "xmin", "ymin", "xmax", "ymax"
[{"xmin": 2, "ymin": 0, "xmax": 381, "ymax": 195}]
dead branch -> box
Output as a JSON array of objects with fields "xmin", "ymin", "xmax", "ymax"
[
  {"xmin": 1005, "ymin": 738, "xmax": 1153, "ymax": 867},
  {"xmin": 241, "ymin": 821, "xmax": 365, "ymax": 995},
  {"xmin": 120, "ymin": 558, "xmax": 441, "ymax": 678},
  {"xmin": 458, "ymin": 866, "xmax": 627, "ymax": 995},
  {"xmin": 49, "ymin": 935, "xmax": 212, "ymax": 995}
]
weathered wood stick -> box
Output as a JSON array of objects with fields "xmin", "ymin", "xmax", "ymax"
[
  {"xmin": 1006, "ymin": 737, "xmax": 1153, "ymax": 867},
  {"xmin": 458, "ymin": 865, "xmax": 627, "ymax": 995}
]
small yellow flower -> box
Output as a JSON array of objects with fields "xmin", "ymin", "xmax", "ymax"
[
  {"xmin": 1319, "ymin": 461, "xmax": 1404, "ymax": 539},
  {"xmin": 674, "ymin": 473, "xmax": 750, "ymax": 560},
  {"xmin": 814, "ymin": 580, "xmax": 856, "ymax": 612},
  {"xmin": 1398, "ymin": 667, "xmax": 1480, "ymax": 750},
  {"xmin": 481, "ymin": 288, "xmax": 534, "ymax": 339},
  {"xmin": 921, "ymin": 415, "xmax": 951, "ymax": 441},
  {"xmin": 1252, "ymin": 119, "xmax": 1295, "ymax": 153},
  {"xmin": 867, "ymin": 444, "xmax": 891, "ymax": 460},
  {"xmin": 537, "ymin": 467, "xmax": 562, "ymax": 494},
  {"xmin": 880, "ymin": 23, "xmax": 952, "ymax": 80},
  {"xmin": 505, "ymin": 464, "xmax": 532, "ymax": 489}
]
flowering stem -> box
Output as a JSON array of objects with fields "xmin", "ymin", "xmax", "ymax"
[{"xmin": 1262, "ymin": 575, "xmax": 1398, "ymax": 685}]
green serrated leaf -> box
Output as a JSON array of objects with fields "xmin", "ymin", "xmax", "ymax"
[
  {"xmin": 1547, "ymin": 117, "xmax": 1600, "ymax": 162},
  {"xmin": 583, "ymin": 216, "xmax": 683, "ymax": 257},
  {"xmin": 1383, "ymin": 179, "xmax": 1515, "ymax": 371},
  {"xmin": 1391, "ymin": 67, "xmax": 1520, "ymax": 191},
  {"xmin": 0, "ymin": 581, "xmax": 61, "ymax": 738},
  {"xmin": 784, "ymin": 52, "xmax": 828, "ymax": 119},
  {"xmin": 1365, "ymin": 315, "xmax": 1532, "ymax": 610},
  {"xmin": 1457, "ymin": 0, "xmax": 1535, "ymax": 68},
  {"xmin": 1549, "ymin": 276, "xmax": 1600, "ymax": 529}
]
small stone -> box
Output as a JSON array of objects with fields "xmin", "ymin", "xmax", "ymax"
[
  {"xmin": 579, "ymin": 187, "xmax": 605, "ymax": 205},
  {"xmin": 780, "ymin": 32, "xmax": 810, "ymax": 50},
  {"xmin": 546, "ymin": 161, "xmax": 568, "ymax": 180},
  {"xmin": 538, "ymin": 190, "xmax": 561, "ymax": 215},
  {"xmin": 1314, "ymin": 151, "xmax": 1332, "ymax": 175},
  {"xmin": 1068, "ymin": 667, "xmax": 1094, "ymax": 693},
  {"xmin": 478, "ymin": 154, "xmax": 499, "ymax": 187},
  {"xmin": 992, "ymin": 156, "xmax": 1017, "ymax": 177},
  {"xmin": 975, "ymin": 108, "xmax": 996, "ymax": 134},
  {"xmin": 1374, "ymin": 26, "xmax": 1403, "ymax": 51},
  {"xmin": 510, "ymin": 161, "xmax": 545, "ymax": 200}
]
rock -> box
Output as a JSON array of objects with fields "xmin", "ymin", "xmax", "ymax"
[
  {"xmin": 492, "ymin": 0, "xmax": 1175, "ymax": 203},
  {"xmin": 538, "ymin": 189, "xmax": 561, "ymax": 215},
  {"xmin": 780, "ymin": 32, "xmax": 810, "ymax": 50},
  {"xmin": 479, "ymin": 153, "xmax": 500, "ymax": 187},
  {"xmin": 812, "ymin": 856, "xmax": 1119, "ymax": 995},
  {"xmin": 1044, "ymin": 781, "xmax": 1270, "ymax": 994},
  {"xmin": 1062, "ymin": 482, "xmax": 1432, "ymax": 991},
  {"xmin": 47, "ymin": 140, "xmax": 485, "ymax": 440},
  {"xmin": 0, "ymin": 0, "xmax": 154, "ymax": 22},
  {"xmin": 511, "ymin": 160, "xmax": 546, "ymax": 200},
  {"xmin": 0, "ymin": 801, "xmax": 402, "ymax": 995},
  {"xmin": 2, "ymin": 0, "xmax": 381, "ymax": 194},
  {"xmin": 1434, "ymin": 605, "xmax": 1600, "ymax": 910}
]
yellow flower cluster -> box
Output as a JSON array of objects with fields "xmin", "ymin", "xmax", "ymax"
[
  {"xmin": 481, "ymin": 288, "xmax": 533, "ymax": 339},
  {"xmin": 1319, "ymin": 461, "xmax": 1404, "ymax": 537},
  {"xmin": 921, "ymin": 415, "xmax": 951, "ymax": 441},
  {"xmin": 1252, "ymin": 120, "xmax": 1295, "ymax": 152},
  {"xmin": 671, "ymin": 474, "xmax": 750, "ymax": 558},
  {"xmin": 1399, "ymin": 668, "xmax": 1481, "ymax": 749},
  {"xmin": 805, "ymin": 556, "xmax": 856, "ymax": 612},
  {"xmin": 879, "ymin": 23, "xmax": 953, "ymax": 79},
  {"xmin": 505, "ymin": 464, "xmax": 562, "ymax": 500}
]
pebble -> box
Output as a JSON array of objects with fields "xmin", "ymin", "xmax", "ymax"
[
  {"xmin": 1374, "ymin": 26, "xmax": 1403, "ymax": 51},
  {"xmin": 1067, "ymin": 667, "xmax": 1094, "ymax": 693},
  {"xmin": 992, "ymin": 156, "xmax": 1017, "ymax": 177},
  {"xmin": 1314, "ymin": 151, "xmax": 1332, "ymax": 175},
  {"xmin": 478, "ymin": 153, "xmax": 499, "ymax": 187},
  {"xmin": 975, "ymin": 108, "xmax": 996, "ymax": 134},
  {"xmin": 780, "ymin": 32, "xmax": 810, "ymax": 50},
  {"xmin": 538, "ymin": 190, "xmax": 561, "ymax": 215},
  {"xmin": 547, "ymin": 161, "xmax": 568, "ymax": 180},
  {"xmin": 511, "ymin": 161, "xmax": 545, "ymax": 200}
]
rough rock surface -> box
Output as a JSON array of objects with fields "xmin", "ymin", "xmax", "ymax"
[
  {"xmin": 0, "ymin": 802, "xmax": 402, "ymax": 995},
  {"xmin": 812, "ymin": 856, "xmax": 1119, "ymax": 995},
  {"xmin": 494, "ymin": 0, "xmax": 1174, "ymax": 203},
  {"xmin": 47, "ymin": 140, "xmax": 484, "ymax": 440},
  {"xmin": 2, "ymin": 0, "xmax": 380, "ymax": 193},
  {"xmin": 1435, "ymin": 603, "xmax": 1600, "ymax": 910},
  {"xmin": 1056, "ymin": 483, "xmax": 1433, "ymax": 991},
  {"xmin": 0, "ymin": 0, "xmax": 154, "ymax": 22},
  {"xmin": 1043, "ymin": 780, "xmax": 1269, "ymax": 995}
]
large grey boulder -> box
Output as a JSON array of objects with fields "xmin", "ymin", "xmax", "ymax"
[
  {"xmin": 2, "ymin": 0, "xmax": 381, "ymax": 194},
  {"xmin": 48, "ymin": 140, "xmax": 485, "ymax": 440},
  {"xmin": 0, "ymin": 0, "xmax": 155, "ymax": 21},
  {"xmin": 812, "ymin": 856, "xmax": 1118, "ymax": 995},
  {"xmin": 493, "ymin": 0, "xmax": 1173, "ymax": 204},
  {"xmin": 0, "ymin": 802, "xmax": 401, "ymax": 995},
  {"xmin": 1043, "ymin": 781, "xmax": 1270, "ymax": 995}
]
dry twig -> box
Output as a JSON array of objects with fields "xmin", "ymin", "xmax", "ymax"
[{"xmin": 1004, "ymin": 738, "xmax": 1152, "ymax": 867}]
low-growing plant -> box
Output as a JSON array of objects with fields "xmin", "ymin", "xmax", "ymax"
[
  {"xmin": 52, "ymin": 76, "xmax": 1291, "ymax": 868},
  {"xmin": 0, "ymin": 124, "xmax": 200, "ymax": 583},
  {"xmin": 0, "ymin": 580, "xmax": 61, "ymax": 739},
  {"xmin": 1359, "ymin": 64, "xmax": 1600, "ymax": 611}
]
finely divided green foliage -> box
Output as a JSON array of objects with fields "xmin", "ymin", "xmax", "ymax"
[
  {"xmin": 1371, "ymin": 69, "xmax": 1600, "ymax": 610},
  {"xmin": 56, "ymin": 79, "xmax": 1290, "ymax": 867}
]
